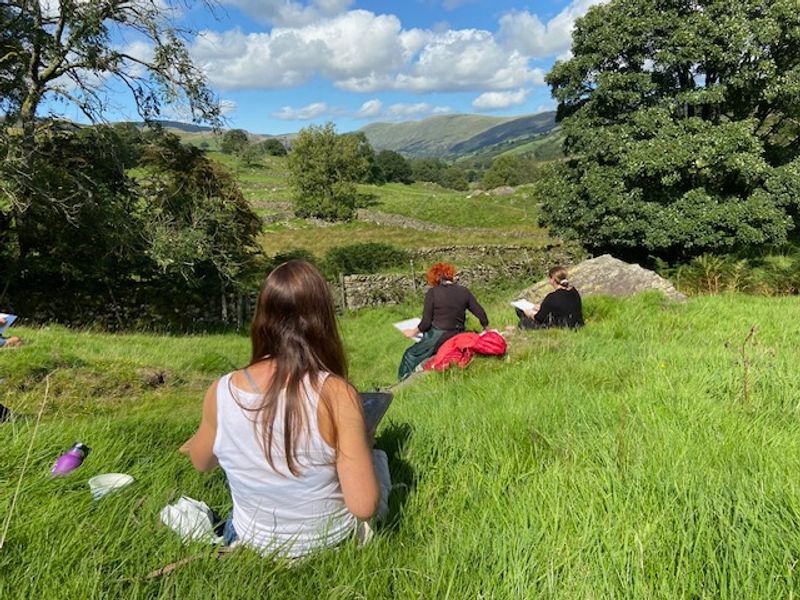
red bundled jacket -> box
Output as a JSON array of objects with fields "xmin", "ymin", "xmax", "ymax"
[{"xmin": 423, "ymin": 331, "xmax": 507, "ymax": 372}]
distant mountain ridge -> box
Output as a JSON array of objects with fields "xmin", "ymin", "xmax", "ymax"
[
  {"xmin": 120, "ymin": 111, "xmax": 560, "ymax": 159},
  {"xmin": 359, "ymin": 111, "xmax": 558, "ymax": 158}
]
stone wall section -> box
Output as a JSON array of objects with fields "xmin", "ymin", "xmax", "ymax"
[{"xmin": 336, "ymin": 243, "xmax": 584, "ymax": 310}]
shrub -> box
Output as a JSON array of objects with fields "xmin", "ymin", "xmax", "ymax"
[
  {"xmin": 323, "ymin": 243, "xmax": 410, "ymax": 277},
  {"xmin": 670, "ymin": 252, "xmax": 800, "ymax": 296},
  {"xmin": 220, "ymin": 129, "xmax": 249, "ymax": 154}
]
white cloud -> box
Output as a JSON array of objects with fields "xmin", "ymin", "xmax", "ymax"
[
  {"xmin": 499, "ymin": 0, "xmax": 610, "ymax": 59},
  {"xmin": 220, "ymin": 0, "xmax": 354, "ymax": 26},
  {"xmin": 219, "ymin": 99, "xmax": 237, "ymax": 115},
  {"xmin": 271, "ymin": 99, "xmax": 451, "ymax": 122},
  {"xmin": 384, "ymin": 102, "xmax": 452, "ymax": 118},
  {"xmin": 338, "ymin": 28, "xmax": 544, "ymax": 93},
  {"xmin": 272, "ymin": 102, "xmax": 331, "ymax": 120},
  {"xmin": 356, "ymin": 99, "xmax": 383, "ymax": 118},
  {"xmin": 472, "ymin": 89, "xmax": 530, "ymax": 111},
  {"xmin": 192, "ymin": 10, "xmax": 544, "ymax": 93}
]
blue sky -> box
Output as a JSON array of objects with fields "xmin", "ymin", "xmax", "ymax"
[{"xmin": 47, "ymin": 0, "xmax": 607, "ymax": 134}]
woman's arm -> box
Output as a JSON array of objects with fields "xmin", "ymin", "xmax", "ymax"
[
  {"xmin": 532, "ymin": 293, "xmax": 556, "ymax": 323},
  {"xmin": 417, "ymin": 288, "xmax": 435, "ymax": 333},
  {"xmin": 179, "ymin": 380, "xmax": 220, "ymax": 473},
  {"xmin": 321, "ymin": 376, "xmax": 380, "ymax": 520},
  {"xmin": 467, "ymin": 290, "xmax": 490, "ymax": 329}
]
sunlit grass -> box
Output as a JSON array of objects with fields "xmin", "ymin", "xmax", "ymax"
[{"xmin": 3, "ymin": 293, "xmax": 800, "ymax": 597}]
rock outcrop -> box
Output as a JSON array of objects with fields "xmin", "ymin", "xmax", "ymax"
[{"xmin": 518, "ymin": 254, "xmax": 687, "ymax": 302}]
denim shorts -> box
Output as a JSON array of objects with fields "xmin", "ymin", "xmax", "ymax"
[{"xmin": 223, "ymin": 515, "xmax": 238, "ymax": 546}]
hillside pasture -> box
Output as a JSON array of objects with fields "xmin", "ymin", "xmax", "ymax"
[{"xmin": 2, "ymin": 293, "xmax": 800, "ymax": 598}]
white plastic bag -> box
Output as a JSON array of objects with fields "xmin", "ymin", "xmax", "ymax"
[{"xmin": 159, "ymin": 496, "xmax": 223, "ymax": 545}]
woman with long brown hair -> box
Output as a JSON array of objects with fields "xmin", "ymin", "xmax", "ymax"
[{"xmin": 180, "ymin": 260, "xmax": 383, "ymax": 557}]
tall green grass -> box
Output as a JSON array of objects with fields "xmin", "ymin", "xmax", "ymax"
[{"xmin": 2, "ymin": 293, "xmax": 800, "ymax": 597}]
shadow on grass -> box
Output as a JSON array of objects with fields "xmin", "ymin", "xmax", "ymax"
[
  {"xmin": 355, "ymin": 192, "xmax": 380, "ymax": 208},
  {"xmin": 375, "ymin": 421, "xmax": 415, "ymax": 534}
]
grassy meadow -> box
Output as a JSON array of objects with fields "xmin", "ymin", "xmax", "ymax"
[
  {"xmin": 3, "ymin": 291, "xmax": 800, "ymax": 598},
  {"xmin": 208, "ymin": 152, "xmax": 551, "ymax": 260}
]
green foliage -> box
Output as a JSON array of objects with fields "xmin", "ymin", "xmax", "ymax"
[
  {"xmin": 375, "ymin": 150, "xmax": 412, "ymax": 184},
  {"xmin": 410, "ymin": 158, "xmax": 447, "ymax": 183},
  {"xmin": 220, "ymin": 129, "xmax": 249, "ymax": 155},
  {"xmin": 408, "ymin": 158, "xmax": 469, "ymax": 190},
  {"xmin": 266, "ymin": 248, "xmax": 319, "ymax": 270},
  {"xmin": 323, "ymin": 242, "xmax": 410, "ymax": 277},
  {"xmin": 260, "ymin": 138, "xmax": 288, "ymax": 156},
  {"xmin": 136, "ymin": 133, "xmax": 263, "ymax": 287},
  {"xmin": 666, "ymin": 252, "xmax": 800, "ymax": 295},
  {"xmin": 439, "ymin": 165, "xmax": 469, "ymax": 191},
  {"xmin": 1, "ymin": 127, "xmax": 262, "ymax": 328},
  {"xmin": 541, "ymin": 0, "xmax": 800, "ymax": 261},
  {"xmin": 288, "ymin": 123, "xmax": 371, "ymax": 221},
  {"xmin": 482, "ymin": 154, "xmax": 524, "ymax": 189}
]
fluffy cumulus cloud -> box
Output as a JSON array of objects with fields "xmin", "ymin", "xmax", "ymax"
[
  {"xmin": 192, "ymin": 10, "xmax": 544, "ymax": 93},
  {"xmin": 272, "ymin": 102, "xmax": 331, "ymax": 120},
  {"xmin": 356, "ymin": 99, "xmax": 383, "ymax": 118},
  {"xmin": 220, "ymin": 0, "xmax": 354, "ymax": 27},
  {"xmin": 273, "ymin": 98, "xmax": 451, "ymax": 121},
  {"xmin": 499, "ymin": 0, "xmax": 610, "ymax": 59},
  {"xmin": 472, "ymin": 89, "xmax": 530, "ymax": 111},
  {"xmin": 219, "ymin": 99, "xmax": 238, "ymax": 115}
]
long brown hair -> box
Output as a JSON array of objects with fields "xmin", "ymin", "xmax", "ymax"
[{"xmin": 245, "ymin": 260, "xmax": 347, "ymax": 476}]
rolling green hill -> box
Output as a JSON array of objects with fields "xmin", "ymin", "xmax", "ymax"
[{"xmin": 360, "ymin": 111, "xmax": 558, "ymax": 158}]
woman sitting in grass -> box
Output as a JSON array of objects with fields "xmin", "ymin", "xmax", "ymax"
[
  {"xmin": 180, "ymin": 260, "xmax": 386, "ymax": 557},
  {"xmin": 398, "ymin": 262, "xmax": 489, "ymax": 380},
  {"xmin": 516, "ymin": 266, "xmax": 584, "ymax": 330},
  {"xmin": 0, "ymin": 315, "xmax": 21, "ymax": 348}
]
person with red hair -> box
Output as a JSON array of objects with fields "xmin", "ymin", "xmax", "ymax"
[{"xmin": 398, "ymin": 262, "xmax": 489, "ymax": 380}]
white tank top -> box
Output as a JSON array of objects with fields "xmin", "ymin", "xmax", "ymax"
[{"xmin": 213, "ymin": 371, "xmax": 356, "ymax": 557}]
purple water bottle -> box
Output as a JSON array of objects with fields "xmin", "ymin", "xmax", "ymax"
[{"xmin": 51, "ymin": 443, "xmax": 91, "ymax": 476}]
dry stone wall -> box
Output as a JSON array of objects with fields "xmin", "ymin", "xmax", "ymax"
[{"xmin": 337, "ymin": 243, "xmax": 584, "ymax": 310}]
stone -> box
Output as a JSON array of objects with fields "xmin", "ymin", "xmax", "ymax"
[{"xmin": 517, "ymin": 254, "xmax": 687, "ymax": 302}]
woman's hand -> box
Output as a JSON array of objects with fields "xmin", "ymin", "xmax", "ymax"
[
  {"xmin": 523, "ymin": 305, "xmax": 539, "ymax": 319},
  {"xmin": 403, "ymin": 327, "xmax": 420, "ymax": 338},
  {"xmin": 179, "ymin": 438, "xmax": 192, "ymax": 455}
]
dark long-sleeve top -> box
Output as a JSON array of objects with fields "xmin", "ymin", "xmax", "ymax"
[
  {"xmin": 535, "ymin": 287, "xmax": 584, "ymax": 328},
  {"xmin": 418, "ymin": 283, "xmax": 489, "ymax": 333}
]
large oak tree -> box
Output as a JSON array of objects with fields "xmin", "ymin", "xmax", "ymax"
[{"xmin": 541, "ymin": 0, "xmax": 800, "ymax": 261}]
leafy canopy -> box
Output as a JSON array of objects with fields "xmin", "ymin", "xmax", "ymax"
[
  {"xmin": 541, "ymin": 0, "xmax": 800, "ymax": 261},
  {"xmin": 287, "ymin": 123, "xmax": 372, "ymax": 221}
]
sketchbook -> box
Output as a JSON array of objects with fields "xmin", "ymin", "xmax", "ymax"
[
  {"xmin": 359, "ymin": 392, "xmax": 394, "ymax": 432},
  {"xmin": 510, "ymin": 299, "xmax": 536, "ymax": 313},
  {"xmin": 0, "ymin": 313, "xmax": 17, "ymax": 335},
  {"xmin": 393, "ymin": 317, "xmax": 422, "ymax": 341}
]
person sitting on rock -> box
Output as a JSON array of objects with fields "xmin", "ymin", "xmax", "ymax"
[
  {"xmin": 516, "ymin": 266, "xmax": 584, "ymax": 330},
  {"xmin": 0, "ymin": 316, "xmax": 21, "ymax": 348},
  {"xmin": 398, "ymin": 262, "xmax": 489, "ymax": 380}
]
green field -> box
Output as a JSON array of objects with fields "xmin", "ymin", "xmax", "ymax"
[
  {"xmin": 210, "ymin": 151, "xmax": 552, "ymax": 260},
  {"xmin": 3, "ymin": 292, "xmax": 800, "ymax": 598}
]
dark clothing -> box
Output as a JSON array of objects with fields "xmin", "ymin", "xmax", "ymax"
[
  {"xmin": 518, "ymin": 287, "xmax": 584, "ymax": 330},
  {"xmin": 398, "ymin": 328, "xmax": 446, "ymax": 381},
  {"xmin": 418, "ymin": 284, "xmax": 489, "ymax": 333},
  {"xmin": 398, "ymin": 283, "xmax": 489, "ymax": 381}
]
